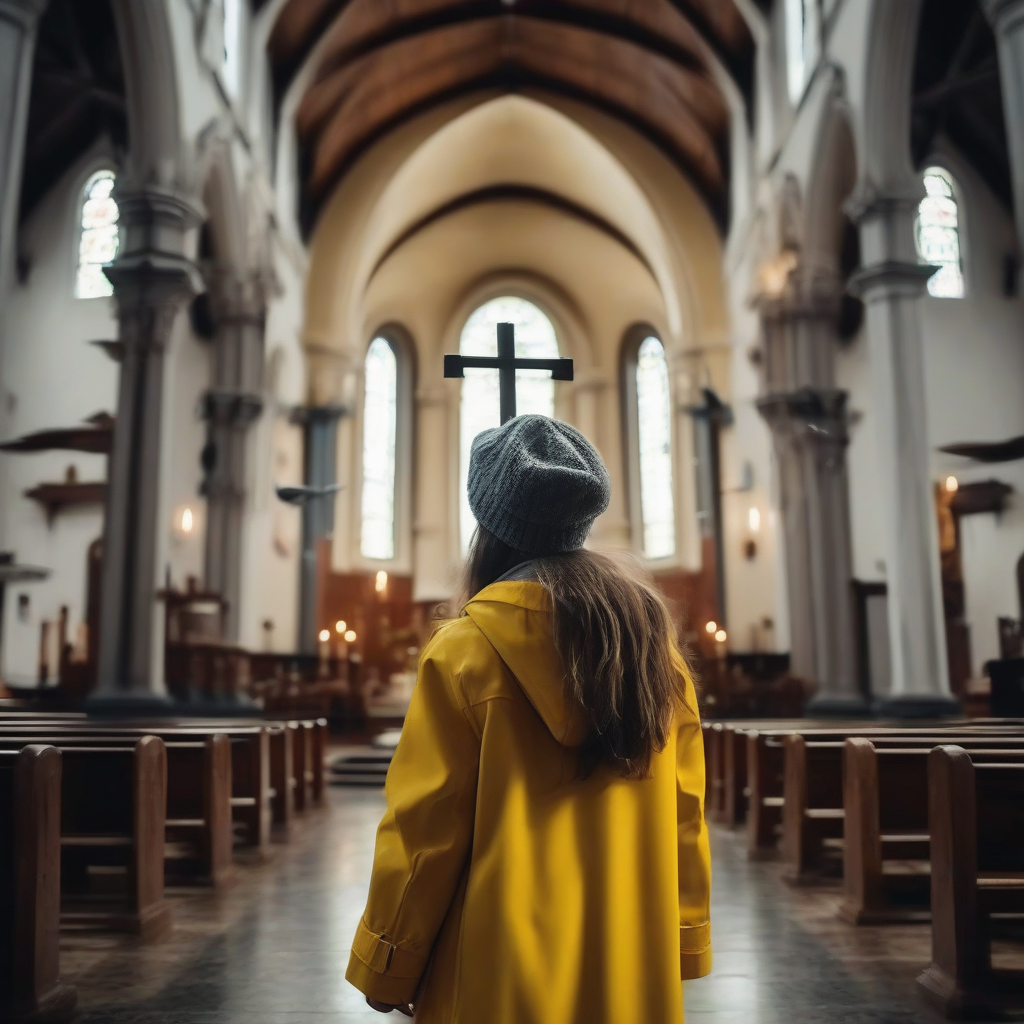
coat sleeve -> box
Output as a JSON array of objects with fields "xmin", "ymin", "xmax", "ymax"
[
  {"xmin": 345, "ymin": 631, "xmax": 481, "ymax": 1005},
  {"xmin": 676, "ymin": 666, "xmax": 712, "ymax": 979}
]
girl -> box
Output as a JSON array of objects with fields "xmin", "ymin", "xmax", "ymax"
[{"xmin": 346, "ymin": 414, "xmax": 711, "ymax": 1023}]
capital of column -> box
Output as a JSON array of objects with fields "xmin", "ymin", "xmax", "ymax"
[
  {"xmin": 757, "ymin": 387, "xmax": 850, "ymax": 453},
  {"xmin": 104, "ymin": 186, "xmax": 203, "ymax": 345},
  {"xmin": 755, "ymin": 264, "xmax": 845, "ymax": 322},
  {"xmin": 847, "ymin": 261, "xmax": 937, "ymax": 303},
  {"xmin": 202, "ymin": 389, "xmax": 264, "ymax": 427},
  {"xmin": 289, "ymin": 403, "xmax": 350, "ymax": 426},
  {"xmin": 843, "ymin": 179, "xmax": 922, "ymax": 226},
  {"xmin": 203, "ymin": 264, "xmax": 269, "ymax": 327},
  {"xmin": 983, "ymin": 0, "xmax": 1024, "ymax": 30}
]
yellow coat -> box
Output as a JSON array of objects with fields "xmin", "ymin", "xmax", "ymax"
[{"xmin": 346, "ymin": 581, "xmax": 711, "ymax": 1023}]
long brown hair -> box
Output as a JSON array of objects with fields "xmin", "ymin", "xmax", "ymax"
[{"xmin": 462, "ymin": 527, "xmax": 689, "ymax": 779}]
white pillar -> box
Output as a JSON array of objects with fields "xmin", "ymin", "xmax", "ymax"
[
  {"xmin": 202, "ymin": 269, "xmax": 267, "ymax": 643},
  {"xmin": 983, "ymin": 0, "xmax": 1024, "ymax": 271},
  {"xmin": 90, "ymin": 186, "xmax": 203, "ymax": 711},
  {"xmin": 755, "ymin": 269, "xmax": 865, "ymax": 714},
  {"xmin": 0, "ymin": 0, "xmax": 45, "ymax": 298},
  {"xmin": 413, "ymin": 387, "xmax": 451, "ymax": 604},
  {"xmin": 848, "ymin": 188, "xmax": 958, "ymax": 716}
]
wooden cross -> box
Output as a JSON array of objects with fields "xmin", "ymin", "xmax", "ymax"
[{"xmin": 444, "ymin": 322, "xmax": 574, "ymax": 424}]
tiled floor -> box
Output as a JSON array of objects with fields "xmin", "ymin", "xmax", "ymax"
[{"xmin": 62, "ymin": 786, "xmax": 1003, "ymax": 1023}]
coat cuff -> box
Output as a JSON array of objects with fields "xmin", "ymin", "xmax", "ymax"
[
  {"xmin": 680, "ymin": 922, "xmax": 712, "ymax": 980},
  {"xmin": 345, "ymin": 917, "xmax": 428, "ymax": 1005}
]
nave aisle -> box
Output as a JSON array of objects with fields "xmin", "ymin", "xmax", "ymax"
[{"xmin": 63, "ymin": 788, "xmax": 993, "ymax": 1024}]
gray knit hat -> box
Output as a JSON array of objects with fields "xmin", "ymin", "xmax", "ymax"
[{"xmin": 468, "ymin": 414, "xmax": 611, "ymax": 555}]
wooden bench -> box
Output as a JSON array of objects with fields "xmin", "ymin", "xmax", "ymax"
[
  {"xmin": 0, "ymin": 730, "xmax": 234, "ymax": 889},
  {"xmin": 917, "ymin": 746, "xmax": 1024, "ymax": 1018},
  {"xmin": 745, "ymin": 724, "xmax": 1024, "ymax": 860},
  {"xmin": 0, "ymin": 721, "xmax": 274, "ymax": 857},
  {"xmin": 0, "ymin": 745, "xmax": 77, "ymax": 1023},
  {"xmin": 0, "ymin": 737, "xmax": 172, "ymax": 940}
]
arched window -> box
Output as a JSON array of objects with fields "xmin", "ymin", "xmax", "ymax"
[
  {"xmin": 360, "ymin": 337, "xmax": 399, "ymax": 560},
  {"xmin": 785, "ymin": 0, "xmax": 820, "ymax": 106},
  {"xmin": 75, "ymin": 170, "xmax": 119, "ymax": 299},
  {"xmin": 223, "ymin": 0, "xmax": 243, "ymax": 98},
  {"xmin": 459, "ymin": 296, "xmax": 559, "ymax": 552},
  {"xmin": 915, "ymin": 167, "xmax": 965, "ymax": 298},
  {"xmin": 634, "ymin": 336, "xmax": 675, "ymax": 559}
]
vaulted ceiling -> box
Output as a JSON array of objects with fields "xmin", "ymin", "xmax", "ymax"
[{"xmin": 265, "ymin": 0, "xmax": 756, "ymax": 234}]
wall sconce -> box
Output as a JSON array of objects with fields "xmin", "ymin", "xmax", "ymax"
[{"xmin": 172, "ymin": 504, "xmax": 197, "ymax": 540}]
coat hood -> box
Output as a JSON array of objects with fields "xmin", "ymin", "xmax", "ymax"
[{"xmin": 463, "ymin": 581, "xmax": 589, "ymax": 748}]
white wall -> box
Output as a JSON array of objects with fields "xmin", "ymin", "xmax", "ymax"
[
  {"xmin": 919, "ymin": 144, "xmax": 1024, "ymax": 673},
  {"xmin": 0, "ymin": 146, "xmax": 119, "ymax": 684}
]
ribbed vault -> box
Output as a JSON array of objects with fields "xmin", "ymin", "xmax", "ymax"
[{"xmin": 265, "ymin": 0, "xmax": 753, "ymax": 233}]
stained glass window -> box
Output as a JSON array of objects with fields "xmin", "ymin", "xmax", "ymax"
[
  {"xmin": 636, "ymin": 336, "xmax": 675, "ymax": 559},
  {"xmin": 459, "ymin": 297, "xmax": 559, "ymax": 553},
  {"xmin": 360, "ymin": 337, "xmax": 398, "ymax": 560},
  {"xmin": 75, "ymin": 170, "xmax": 119, "ymax": 299},
  {"xmin": 916, "ymin": 167, "xmax": 964, "ymax": 298}
]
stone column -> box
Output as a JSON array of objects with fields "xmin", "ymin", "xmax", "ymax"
[
  {"xmin": 90, "ymin": 186, "xmax": 203, "ymax": 710},
  {"xmin": 0, "ymin": 0, "xmax": 46, "ymax": 298},
  {"xmin": 983, "ymin": 0, "xmax": 1024, "ymax": 273},
  {"xmin": 756, "ymin": 269, "xmax": 866, "ymax": 714},
  {"xmin": 292, "ymin": 404, "xmax": 345, "ymax": 654},
  {"xmin": 202, "ymin": 270, "xmax": 266, "ymax": 643},
  {"xmin": 848, "ymin": 186, "xmax": 958, "ymax": 716},
  {"xmin": 412, "ymin": 386, "xmax": 451, "ymax": 604}
]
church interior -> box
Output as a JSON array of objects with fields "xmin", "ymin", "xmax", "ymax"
[{"xmin": 1, "ymin": 0, "xmax": 1024, "ymax": 1020}]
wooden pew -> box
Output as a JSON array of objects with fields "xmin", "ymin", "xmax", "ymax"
[
  {"xmin": 0, "ymin": 721, "xmax": 273, "ymax": 857},
  {"xmin": 784, "ymin": 731, "xmax": 1024, "ymax": 884},
  {"xmin": 917, "ymin": 746, "xmax": 1024, "ymax": 1018},
  {"xmin": 747, "ymin": 723, "xmax": 1024, "ymax": 861},
  {"xmin": 841, "ymin": 739, "xmax": 1024, "ymax": 924},
  {"xmin": 269, "ymin": 723, "xmax": 295, "ymax": 837},
  {"xmin": 0, "ymin": 737, "xmax": 172, "ymax": 940},
  {"xmin": 0, "ymin": 745, "xmax": 77, "ymax": 1023},
  {"xmin": 0, "ymin": 730, "xmax": 233, "ymax": 889}
]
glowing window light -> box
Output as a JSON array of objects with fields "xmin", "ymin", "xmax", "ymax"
[
  {"xmin": 636, "ymin": 336, "xmax": 675, "ymax": 559},
  {"xmin": 76, "ymin": 170, "xmax": 119, "ymax": 299},
  {"xmin": 916, "ymin": 168, "xmax": 965, "ymax": 298},
  {"xmin": 459, "ymin": 296, "xmax": 559, "ymax": 553},
  {"xmin": 361, "ymin": 337, "xmax": 399, "ymax": 560}
]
